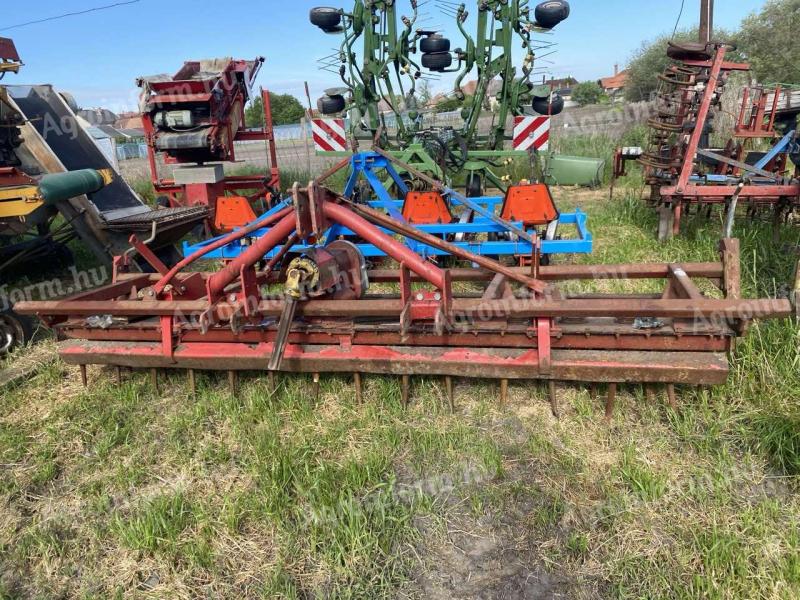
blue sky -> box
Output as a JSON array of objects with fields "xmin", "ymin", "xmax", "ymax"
[{"xmin": 3, "ymin": 0, "xmax": 768, "ymax": 112}]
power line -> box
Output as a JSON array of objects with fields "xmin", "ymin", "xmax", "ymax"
[
  {"xmin": 671, "ymin": 0, "xmax": 686, "ymax": 39},
  {"xmin": 0, "ymin": 0, "xmax": 141, "ymax": 32}
]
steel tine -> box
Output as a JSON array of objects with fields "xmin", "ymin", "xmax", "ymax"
[
  {"xmin": 605, "ymin": 383, "xmax": 617, "ymax": 421},
  {"xmin": 228, "ymin": 370, "xmax": 239, "ymax": 398},
  {"xmin": 666, "ymin": 383, "xmax": 678, "ymax": 411},
  {"xmin": 188, "ymin": 369, "xmax": 197, "ymax": 399},
  {"xmin": 150, "ymin": 368, "xmax": 159, "ymax": 394},
  {"xmin": 445, "ymin": 376, "xmax": 454, "ymax": 412},
  {"xmin": 312, "ymin": 373, "xmax": 321, "ymax": 401},
  {"xmin": 499, "ymin": 379, "xmax": 508, "ymax": 407},
  {"xmin": 548, "ymin": 380, "xmax": 559, "ymax": 418},
  {"xmin": 354, "ymin": 372, "xmax": 363, "ymax": 404},
  {"xmin": 401, "ymin": 375, "xmax": 410, "ymax": 407},
  {"xmin": 80, "ymin": 364, "xmax": 88, "ymax": 388},
  {"xmin": 115, "ymin": 366, "xmax": 123, "ymax": 386}
]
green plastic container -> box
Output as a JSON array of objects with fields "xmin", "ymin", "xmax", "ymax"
[
  {"xmin": 38, "ymin": 169, "xmax": 110, "ymax": 205},
  {"xmin": 542, "ymin": 153, "xmax": 606, "ymax": 187}
]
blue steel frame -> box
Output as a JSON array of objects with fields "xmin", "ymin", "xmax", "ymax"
[
  {"xmin": 182, "ymin": 153, "xmax": 593, "ymax": 261},
  {"xmin": 689, "ymin": 129, "xmax": 799, "ymax": 184}
]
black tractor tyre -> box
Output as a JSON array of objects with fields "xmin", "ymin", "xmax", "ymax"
[
  {"xmin": 422, "ymin": 52, "xmax": 453, "ymax": 71},
  {"xmin": 310, "ymin": 7, "xmax": 342, "ymax": 30},
  {"xmin": 532, "ymin": 93, "xmax": 565, "ymax": 116},
  {"xmin": 465, "ymin": 173, "xmax": 483, "ymax": 198},
  {"xmin": 318, "ymin": 94, "xmax": 346, "ymax": 115},
  {"xmin": 0, "ymin": 306, "xmax": 34, "ymax": 356},
  {"xmin": 420, "ymin": 36, "xmax": 451, "ymax": 54},
  {"xmin": 534, "ymin": 1, "xmax": 570, "ymax": 29}
]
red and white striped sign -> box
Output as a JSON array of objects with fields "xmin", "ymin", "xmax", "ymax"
[
  {"xmin": 312, "ymin": 118, "xmax": 348, "ymax": 152},
  {"xmin": 513, "ymin": 116, "xmax": 550, "ymax": 152}
]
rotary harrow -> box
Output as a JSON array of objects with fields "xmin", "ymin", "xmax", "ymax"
[{"xmin": 15, "ymin": 171, "xmax": 793, "ymax": 416}]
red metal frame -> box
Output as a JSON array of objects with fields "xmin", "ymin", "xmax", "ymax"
[
  {"xmin": 15, "ymin": 187, "xmax": 792, "ymax": 405},
  {"xmin": 735, "ymin": 86, "xmax": 781, "ymax": 138},
  {"xmin": 640, "ymin": 43, "xmax": 800, "ymax": 239},
  {"xmin": 139, "ymin": 57, "xmax": 281, "ymax": 231}
]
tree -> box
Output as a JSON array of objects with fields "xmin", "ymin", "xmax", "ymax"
[
  {"xmin": 416, "ymin": 80, "xmax": 433, "ymax": 107},
  {"xmin": 434, "ymin": 95, "xmax": 469, "ymax": 113},
  {"xmin": 738, "ymin": 0, "xmax": 800, "ymax": 85},
  {"xmin": 572, "ymin": 81, "xmax": 605, "ymax": 106},
  {"xmin": 245, "ymin": 93, "xmax": 306, "ymax": 127},
  {"xmin": 625, "ymin": 30, "xmax": 695, "ymax": 102}
]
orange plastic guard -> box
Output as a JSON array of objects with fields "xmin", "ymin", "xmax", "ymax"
[
  {"xmin": 500, "ymin": 184, "xmax": 559, "ymax": 226},
  {"xmin": 214, "ymin": 196, "xmax": 258, "ymax": 233},
  {"xmin": 401, "ymin": 191, "xmax": 454, "ymax": 225}
]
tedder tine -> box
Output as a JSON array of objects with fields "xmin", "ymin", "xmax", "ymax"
[
  {"xmin": 268, "ymin": 372, "xmax": 277, "ymax": 395},
  {"xmin": 115, "ymin": 366, "xmax": 122, "ymax": 386},
  {"xmin": 80, "ymin": 364, "xmax": 88, "ymax": 388},
  {"xmin": 500, "ymin": 379, "xmax": 508, "ymax": 407},
  {"xmin": 401, "ymin": 375, "xmax": 410, "ymax": 407},
  {"xmin": 605, "ymin": 384, "xmax": 618, "ymax": 421}
]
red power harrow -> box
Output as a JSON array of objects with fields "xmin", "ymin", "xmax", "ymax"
[{"xmin": 16, "ymin": 181, "xmax": 793, "ymax": 416}]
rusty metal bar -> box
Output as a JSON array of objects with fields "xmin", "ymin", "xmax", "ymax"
[
  {"xmin": 368, "ymin": 263, "xmax": 725, "ymax": 283},
  {"xmin": 206, "ymin": 211, "xmax": 297, "ymax": 298},
  {"xmin": 17, "ymin": 296, "xmax": 792, "ymax": 320}
]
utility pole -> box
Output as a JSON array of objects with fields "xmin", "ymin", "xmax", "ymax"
[{"xmin": 699, "ymin": 0, "xmax": 714, "ymax": 44}]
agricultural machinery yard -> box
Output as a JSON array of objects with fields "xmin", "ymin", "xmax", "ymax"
[{"xmin": 1, "ymin": 0, "xmax": 799, "ymax": 598}]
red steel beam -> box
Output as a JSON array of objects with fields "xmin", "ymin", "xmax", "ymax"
[
  {"xmin": 56, "ymin": 340, "xmax": 731, "ymax": 385},
  {"xmin": 323, "ymin": 201, "xmax": 447, "ymax": 290},
  {"xmin": 205, "ymin": 211, "xmax": 297, "ymax": 298},
  {"xmin": 676, "ymin": 46, "xmax": 728, "ymax": 193},
  {"xmin": 154, "ymin": 206, "xmax": 293, "ymax": 295},
  {"xmin": 54, "ymin": 326, "xmax": 734, "ymax": 353},
  {"xmin": 16, "ymin": 296, "xmax": 792, "ymax": 320}
]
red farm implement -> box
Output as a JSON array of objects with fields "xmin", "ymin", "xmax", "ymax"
[
  {"xmin": 138, "ymin": 57, "xmax": 280, "ymax": 233},
  {"xmin": 15, "ymin": 177, "xmax": 794, "ymax": 417},
  {"xmin": 633, "ymin": 39, "xmax": 800, "ymax": 241}
]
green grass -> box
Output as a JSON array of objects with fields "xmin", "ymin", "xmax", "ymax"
[{"xmin": 1, "ymin": 151, "xmax": 799, "ymax": 598}]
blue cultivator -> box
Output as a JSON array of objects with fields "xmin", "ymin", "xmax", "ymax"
[{"xmin": 182, "ymin": 152, "xmax": 592, "ymax": 263}]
